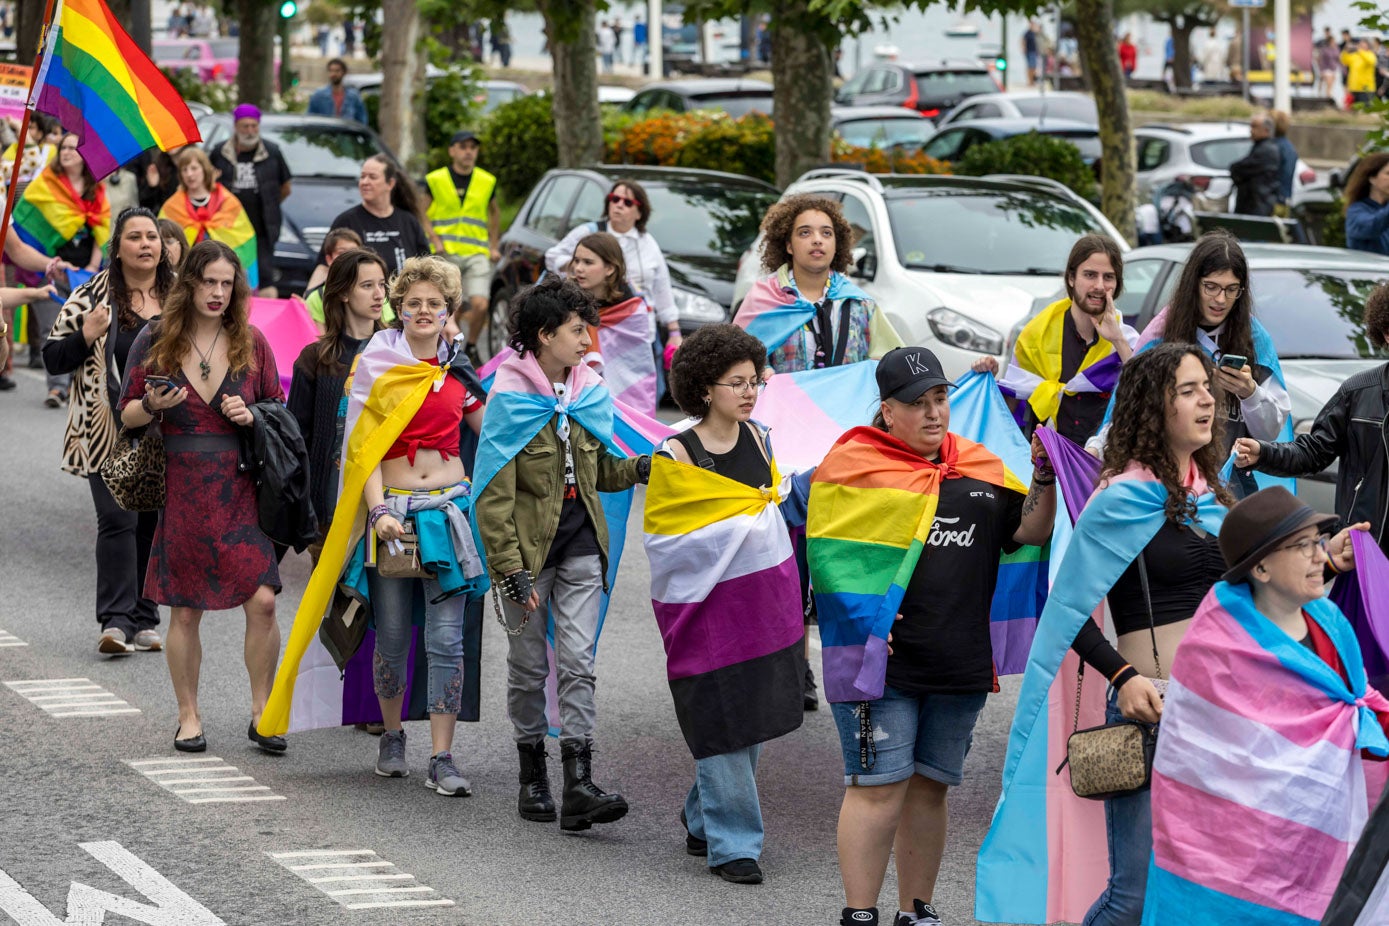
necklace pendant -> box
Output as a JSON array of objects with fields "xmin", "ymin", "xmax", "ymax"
[{"xmin": 199, "ymin": 360, "xmax": 211, "ymax": 380}]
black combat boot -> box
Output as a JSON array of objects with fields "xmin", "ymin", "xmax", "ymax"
[
  {"xmin": 559, "ymin": 740, "xmax": 629, "ymax": 832},
  {"xmin": 517, "ymin": 741, "xmax": 557, "ymax": 822}
]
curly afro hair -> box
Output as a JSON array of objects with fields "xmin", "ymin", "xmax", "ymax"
[
  {"xmin": 668, "ymin": 324, "xmax": 767, "ymax": 418},
  {"xmin": 1103, "ymin": 342, "xmax": 1234, "ymax": 523},
  {"xmin": 1364, "ymin": 281, "xmax": 1389, "ymax": 349},
  {"xmin": 507, "ymin": 274, "xmax": 599, "ymax": 356},
  {"xmin": 758, "ymin": 193, "xmax": 854, "ymax": 275}
]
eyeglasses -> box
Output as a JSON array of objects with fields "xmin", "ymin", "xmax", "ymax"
[
  {"xmin": 607, "ymin": 194, "xmax": 638, "ymax": 208},
  {"xmin": 1273, "ymin": 533, "xmax": 1331, "ymax": 561},
  {"xmin": 1200, "ymin": 280, "xmax": 1243, "ymax": 300},
  {"xmin": 712, "ymin": 380, "xmax": 764, "ymax": 396}
]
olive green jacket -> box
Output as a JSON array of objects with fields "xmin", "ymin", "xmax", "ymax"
[{"xmin": 475, "ymin": 418, "xmax": 643, "ymax": 583}]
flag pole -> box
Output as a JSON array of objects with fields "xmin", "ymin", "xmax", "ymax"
[{"xmin": 0, "ymin": 0, "xmax": 63, "ymax": 265}]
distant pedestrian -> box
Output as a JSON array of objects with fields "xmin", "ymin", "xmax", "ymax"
[
  {"xmin": 611, "ymin": 16, "xmax": 624, "ymax": 64},
  {"xmin": 1318, "ymin": 27, "xmax": 1341, "ymax": 100},
  {"xmin": 1229, "ymin": 113, "xmax": 1280, "ymax": 216},
  {"xmin": 1118, "ymin": 32, "xmax": 1138, "ymax": 78},
  {"xmin": 1023, "ymin": 20, "xmax": 1040, "ymax": 85},
  {"xmin": 343, "ymin": 19, "xmax": 355, "ymax": 57},
  {"xmin": 491, "ymin": 16, "xmax": 511, "ymax": 68},
  {"xmin": 208, "ymin": 104, "xmax": 292, "ymax": 295},
  {"xmin": 756, "ymin": 18, "xmax": 771, "ymax": 64},
  {"xmin": 1199, "ymin": 28, "xmax": 1227, "ymax": 82},
  {"xmin": 1271, "ymin": 110, "xmax": 1298, "ymax": 211},
  {"xmin": 1343, "ymin": 38, "xmax": 1378, "ymax": 104},
  {"xmin": 597, "ymin": 20, "xmax": 617, "ymax": 74},
  {"xmin": 1228, "ymin": 28, "xmax": 1245, "ymax": 81},
  {"xmin": 316, "ymin": 24, "xmax": 329, "ymax": 57},
  {"xmin": 307, "ymin": 58, "xmax": 368, "ymax": 125},
  {"xmin": 1343, "ymin": 152, "xmax": 1389, "ymax": 255},
  {"xmin": 632, "ymin": 14, "xmax": 647, "ymax": 67}
]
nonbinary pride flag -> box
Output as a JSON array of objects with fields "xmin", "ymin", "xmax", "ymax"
[{"xmin": 29, "ymin": 0, "xmax": 201, "ymax": 181}]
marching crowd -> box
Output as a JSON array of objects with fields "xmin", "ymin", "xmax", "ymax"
[{"xmin": 4, "ymin": 108, "xmax": 1389, "ymax": 926}]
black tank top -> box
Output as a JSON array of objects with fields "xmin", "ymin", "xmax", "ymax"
[{"xmin": 673, "ymin": 422, "xmax": 771, "ymax": 490}]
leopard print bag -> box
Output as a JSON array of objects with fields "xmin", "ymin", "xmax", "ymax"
[{"xmin": 98, "ymin": 426, "xmax": 166, "ymax": 512}]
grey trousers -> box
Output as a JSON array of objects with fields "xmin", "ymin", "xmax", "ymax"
[
  {"xmin": 503, "ymin": 554, "xmax": 603, "ymax": 746},
  {"xmin": 32, "ymin": 297, "xmax": 70, "ymax": 392}
]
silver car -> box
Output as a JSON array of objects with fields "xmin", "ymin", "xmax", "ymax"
[{"xmin": 937, "ymin": 90, "xmax": 1098, "ymax": 127}]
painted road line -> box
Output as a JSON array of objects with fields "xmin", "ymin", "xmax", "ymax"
[
  {"xmin": 127, "ymin": 757, "xmax": 286, "ymax": 804},
  {"xmin": 267, "ymin": 850, "xmax": 455, "ymax": 910},
  {"xmin": 0, "ymin": 630, "xmax": 27, "ymax": 647},
  {"xmin": 4, "ymin": 678, "xmax": 140, "ymax": 717}
]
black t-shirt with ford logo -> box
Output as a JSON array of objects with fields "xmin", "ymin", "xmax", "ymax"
[{"xmin": 885, "ymin": 475, "xmax": 1025, "ymax": 695}]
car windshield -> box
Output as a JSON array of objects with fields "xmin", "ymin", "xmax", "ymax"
[
  {"xmin": 837, "ymin": 118, "xmax": 934, "ymax": 150},
  {"xmin": 915, "ymin": 71, "xmax": 997, "ymax": 97},
  {"xmin": 1191, "ymin": 137, "xmax": 1252, "ymax": 170},
  {"xmin": 263, "ymin": 125, "xmax": 381, "ymax": 179},
  {"xmin": 643, "ymin": 181, "xmax": 779, "ymax": 258},
  {"xmin": 209, "ymin": 39, "xmax": 239, "ymax": 58},
  {"xmin": 1044, "ymin": 131, "xmax": 1101, "ymax": 161},
  {"xmin": 1014, "ymin": 96, "xmax": 1097, "ymax": 122},
  {"xmin": 1253, "ymin": 269, "xmax": 1389, "ymax": 359},
  {"xmin": 887, "ymin": 188, "xmax": 1107, "ymax": 273},
  {"xmin": 688, "ymin": 93, "xmax": 774, "ymax": 117}
]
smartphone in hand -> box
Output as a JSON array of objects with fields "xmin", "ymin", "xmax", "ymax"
[
  {"xmin": 145, "ymin": 375, "xmax": 178, "ymax": 393},
  {"xmin": 1218, "ymin": 353, "xmax": 1248, "ymax": 370}
]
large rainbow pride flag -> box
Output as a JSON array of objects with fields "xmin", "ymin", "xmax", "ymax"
[{"xmin": 28, "ymin": 0, "xmax": 201, "ymax": 181}]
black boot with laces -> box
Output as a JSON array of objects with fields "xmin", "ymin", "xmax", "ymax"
[
  {"xmin": 559, "ymin": 740, "xmax": 628, "ymax": 831},
  {"xmin": 517, "ymin": 741, "xmax": 557, "ymax": 822}
]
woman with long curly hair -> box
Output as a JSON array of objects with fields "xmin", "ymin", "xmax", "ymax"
[
  {"xmin": 1343, "ymin": 152, "xmax": 1389, "ymax": 256},
  {"xmin": 119, "ymin": 239, "xmax": 286, "ymax": 755}
]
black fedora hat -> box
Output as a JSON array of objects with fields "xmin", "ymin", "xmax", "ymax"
[{"xmin": 1219, "ymin": 486, "xmax": 1338, "ymax": 583}]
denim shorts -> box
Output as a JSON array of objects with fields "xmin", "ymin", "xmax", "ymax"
[{"xmin": 830, "ymin": 685, "xmax": 988, "ymax": 787}]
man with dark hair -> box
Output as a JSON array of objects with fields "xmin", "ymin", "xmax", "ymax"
[
  {"xmin": 1235, "ymin": 283, "xmax": 1389, "ymax": 554},
  {"xmin": 307, "ymin": 58, "xmax": 368, "ymax": 124},
  {"xmin": 974, "ymin": 234, "xmax": 1136, "ymax": 445},
  {"xmin": 1230, "ymin": 113, "xmax": 1281, "ymax": 216}
]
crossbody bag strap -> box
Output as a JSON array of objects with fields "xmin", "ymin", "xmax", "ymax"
[{"xmin": 1136, "ymin": 552, "xmax": 1162, "ymax": 679}]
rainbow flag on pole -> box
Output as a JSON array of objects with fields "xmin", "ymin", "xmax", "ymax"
[{"xmin": 28, "ymin": 0, "xmax": 201, "ymax": 181}]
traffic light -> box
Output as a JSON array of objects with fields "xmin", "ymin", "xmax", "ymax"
[
  {"xmin": 278, "ymin": 0, "xmax": 297, "ymax": 18},
  {"xmin": 995, "ymin": 55, "xmax": 1007, "ymax": 72}
]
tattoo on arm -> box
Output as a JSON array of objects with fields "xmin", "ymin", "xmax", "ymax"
[{"xmin": 1022, "ymin": 480, "xmax": 1045, "ymax": 518}]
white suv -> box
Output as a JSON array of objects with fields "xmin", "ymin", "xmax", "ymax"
[{"xmin": 731, "ymin": 170, "xmax": 1127, "ymax": 379}]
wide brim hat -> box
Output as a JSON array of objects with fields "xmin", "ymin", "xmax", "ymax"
[{"xmin": 1219, "ymin": 486, "xmax": 1338, "ymax": 583}]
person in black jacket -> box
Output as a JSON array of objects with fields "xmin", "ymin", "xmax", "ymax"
[
  {"xmin": 209, "ymin": 104, "xmax": 292, "ymax": 297},
  {"xmin": 1229, "ymin": 113, "xmax": 1281, "ymax": 217},
  {"xmin": 1234, "ymin": 283, "xmax": 1389, "ymax": 554}
]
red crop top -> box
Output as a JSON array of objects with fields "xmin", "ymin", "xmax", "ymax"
[{"xmin": 384, "ymin": 359, "xmax": 483, "ymax": 464}]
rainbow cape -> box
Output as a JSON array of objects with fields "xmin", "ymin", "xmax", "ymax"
[
  {"xmin": 976, "ymin": 464, "xmax": 1227, "ymax": 924},
  {"xmin": 1000, "ymin": 297, "xmax": 1136, "ymax": 426},
  {"xmin": 159, "ymin": 184, "xmax": 259, "ymax": 289},
  {"xmin": 586, "ymin": 295, "xmax": 657, "ymax": 416},
  {"xmin": 643, "ymin": 447, "xmax": 806, "ymax": 759},
  {"xmin": 807, "ymin": 423, "xmax": 1030, "ymax": 703},
  {"xmin": 258, "ymin": 330, "xmax": 487, "ymax": 736},
  {"xmin": 12, "ymin": 168, "xmax": 110, "ymax": 256},
  {"xmin": 732, "ymin": 265, "xmax": 901, "ymax": 362},
  {"xmin": 30, "ymin": 0, "xmax": 201, "ymax": 181},
  {"xmin": 1144, "ymin": 577, "xmax": 1389, "ymax": 925}
]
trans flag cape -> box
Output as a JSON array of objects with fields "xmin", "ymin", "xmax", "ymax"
[
  {"xmin": 258, "ymin": 330, "xmax": 487, "ymax": 736},
  {"xmin": 585, "ymin": 294, "xmax": 657, "ymax": 417},
  {"xmin": 643, "ymin": 451, "xmax": 805, "ymax": 759},
  {"xmin": 1144, "ymin": 578, "xmax": 1389, "ymax": 926},
  {"xmin": 732, "ymin": 265, "xmax": 900, "ymax": 360},
  {"xmin": 159, "ymin": 183, "xmax": 259, "ymax": 288},
  {"xmin": 999, "ymin": 297, "xmax": 1136, "ymax": 426},
  {"xmin": 807, "ymin": 423, "xmax": 1031, "ymax": 703},
  {"xmin": 748, "ymin": 360, "xmax": 881, "ymax": 473},
  {"xmin": 976, "ymin": 463, "xmax": 1227, "ymax": 925},
  {"xmin": 13, "ymin": 168, "xmax": 110, "ymax": 257}
]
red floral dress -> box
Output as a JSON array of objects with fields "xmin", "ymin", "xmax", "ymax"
[{"xmin": 121, "ymin": 325, "xmax": 282, "ymax": 609}]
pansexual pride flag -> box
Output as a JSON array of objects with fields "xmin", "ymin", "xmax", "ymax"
[
  {"xmin": 12, "ymin": 167, "xmax": 109, "ymax": 255},
  {"xmin": 28, "ymin": 0, "xmax": 201, "ymax": 181},
  {"xmin": 159, "ymin": 186, "xmax": 259, "ymax": 288}
]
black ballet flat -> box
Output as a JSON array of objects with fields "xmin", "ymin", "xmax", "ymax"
[
  {"xmin": 174, "ymin": 726, "xmax": 207, "ymax": 753},
  {"xmin": 248, "ymin": 720, "xmax": 287, "ymax": 754}
]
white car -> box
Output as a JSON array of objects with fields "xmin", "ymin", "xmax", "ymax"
[
  {"xmin": 937, "ymin": 90, "xmax": 1098, "ymax": 127},
  {"xmin": 1135, "ymin": 121, "xmax": 1317, "ymax": 211},
  {"xmin": 730, "ymin": 170, "xmax": 1128, "ymax": 378}
]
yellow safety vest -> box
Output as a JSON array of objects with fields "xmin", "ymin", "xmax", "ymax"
[{"xmin": 425, "ymin": 166, "xmax": 495, "ymax": 258}]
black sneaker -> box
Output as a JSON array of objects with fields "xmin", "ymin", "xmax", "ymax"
[
  {"xmin": 894, "ymin": 901, "xmax": 942, "ymax": 926},
  {"xmin": 803, "ymin": 661, "xmax": 820, "ymax": 711},
  {"xmin": 679, "ymin": 809, "xmax": 707, "ymax": 856},
  {"xmin": 710, "ymin": 858, "xmax": 762, "ymax": 884},
  {"xmin": 0, "ymin": 375, "xmax": 15, "ymax": 391}
]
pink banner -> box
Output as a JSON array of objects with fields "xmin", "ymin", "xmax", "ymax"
[{"xmin": 248, "ymin": 296, "xmax": 318, "ymax": 399}]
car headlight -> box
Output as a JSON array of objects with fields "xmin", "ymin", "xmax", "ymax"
[
  {"xmin": 926, "ymin": 307, "xmax": 1004, "ymax": 355},
  {"xmin": 672, "ymin": 287, "xmax": 726, "ymax": 325}
]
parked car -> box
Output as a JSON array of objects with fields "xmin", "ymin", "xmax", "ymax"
[
  {"xmin": 489, "ymin": 165, "xmax": 780, "ymax": 360},
  {"xmin": 937, "ymin": 90, "xmax": 1098, "ymax": 127},
  {"xmin": 622, "ymin": 79, "xmax": 775, "ymax": 117},
  {"xmin": 834, "ymin": 61, "xmax": 1001, "ymax": 120},
  {"xmin": 598, "ymin": 85, "xmax": 637, "ymax": 106},
  {"xmin": 1004, "ymin": 242, "xmax": 1389, "ymax": 511},
  {"xmin": 1135, "ymin": 122, "xmax": 1317, "ymax": 210},
  {"xmin": 832, "ymin": 105, "xmax": 936, "ymax": 152},
  {"xmin": 152, "ymin": 37, "xmax": 241, "ymax": 83},
  {"xmin": 730, "ymin": 170, "xmax": 1127, "ymax": 378},
  {"xmin": 921, "ymin": 117, "xmax": 1102, "ymax": 166},
  {"xmin": 196, "ymin": 113, "xmax": 393, "ymax": 296},
  {"xmin": 345, "ymin": 68, "xmax": 527, "ymax": 115}
]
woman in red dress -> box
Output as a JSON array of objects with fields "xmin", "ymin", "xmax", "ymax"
[{"xmin": 119, "ymin": 239, "xmax": 285, "ymax": 754}]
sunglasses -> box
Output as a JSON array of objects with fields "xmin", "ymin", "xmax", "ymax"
[{"xmin": 607, "ymin": 194, "xmax": 638, "ymax": 208}]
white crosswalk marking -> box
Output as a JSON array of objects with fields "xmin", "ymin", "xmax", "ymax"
[
  {"xmin": 0, "ymin": 630, "xmax": 27, "ymax": 648},
  {"xmin": 127, "ymin": 757, "xmax": 286, "ymax": 804},
  {"xmin": 267, "ymin": 849, "xmax": 454, "ymax": 910},
  {"xmin": 5, "ymin": 678, "xmax": 139, "ymax": 716}
]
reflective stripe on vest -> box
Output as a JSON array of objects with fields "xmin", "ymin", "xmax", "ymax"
[{"xmin": 425, "ymin": 166, "xmax": 495, "ymax": 258}]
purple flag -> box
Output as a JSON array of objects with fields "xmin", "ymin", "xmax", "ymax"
[{"xmin": 1034, "ymin": 425, "xmax": 1103, "ymax": 526}]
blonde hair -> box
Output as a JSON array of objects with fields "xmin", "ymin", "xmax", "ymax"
[
  {"xmin": 175, "ymin": 147, "xmax": 218, "ymax": 193},
  {"xmin": 387, "ymin": 256, "xmax": 464, "ymax": 330}
]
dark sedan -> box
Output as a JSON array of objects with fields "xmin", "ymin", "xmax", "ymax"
[
  {"xmin": 834, "ymin": 61, "xmax": 1001, "ymax": 120},
  {"xmin": 196, "ymin": 113, "xmax": 391, "ymax": 295},
  {"xmin": 488, "ymin": 165, "xmax": 780, "ymax": 359}
]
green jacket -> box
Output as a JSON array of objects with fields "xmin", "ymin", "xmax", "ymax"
[{"xmin": 475, "ymin": 419, "xmax": 643, "ymax": 584}]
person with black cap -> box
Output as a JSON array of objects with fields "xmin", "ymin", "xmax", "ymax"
[
  {"xmin": 812, "ymin": 346, "xmax": 1055, "ymax": 926},
  {"xmin": 422, "ymin": 131, "xmax": 499, "ymax": 367}
]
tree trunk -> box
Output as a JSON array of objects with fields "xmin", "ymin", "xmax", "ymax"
[
  {"xmin": 1170, "ymin": 19, "xmax": 1196, "ymax": 90},
  {"xmin": 379, "ymin": 0, "xmax": 423, "ymax": 165},
  {"xmin": 1074, "ymin": 0, "xmax": 1135, "ymax": 243},
  {"xmin": 538, "ymin": 0, "xmax": 602, "ymax": 168},
  {"xmin": 16, "ymin": 0, "xmax": 44, "ymax": 65},
  {"xmin": 769, "ymin": 2, "xmax": 833, "ymax": 189},
  {"xmin": 236, "ymin": 0, "xmax": 276, "ymax": 111}
]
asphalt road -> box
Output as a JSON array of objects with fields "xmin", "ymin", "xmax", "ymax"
[{"xmin": 0, "ymin": 364, "xmax": 1032, "ymax": 926}]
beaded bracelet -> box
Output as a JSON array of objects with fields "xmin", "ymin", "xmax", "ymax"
[
  {"xmin": 140, "ymin": 394, "xmax": 162, "ymax": 421},
  {"xmin": 367, "ymin": 504, "xmax": 391, "ymax": 529}
]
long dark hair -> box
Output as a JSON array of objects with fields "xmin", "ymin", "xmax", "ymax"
[
  {"xmin": 1103, "ymin": 342, "xmax": 1234, "ymax": 522},
  {"xmin": 1161, "ymin": 231, "xmax": 1255, "ymax": 376},
  {"xmin": 1345, "ymin": 152, "xmax": 1389, "ymax": 210},
  {"xmin": 316, "ymin": 248, "xmax": 387, "ymax": 374},
  {"xmin": 366, "ymin": 154, "xmax": 422, "ymax": 222},
  {"xmin": 145, "ymin": 239, "xmax": 254, "ymax": 376},
  {"xmin": 109, "ymin": 207, "xmax": 175, "ymax": 329}
]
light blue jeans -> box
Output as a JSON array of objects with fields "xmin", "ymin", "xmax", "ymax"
[
  {"xmin": 1082, "ymin": 689, "xmax": 1151, "ymax": 926},
  {"xmin": 367, "ymin": 570, "xmax": 466, "ymax": 715},
  {"xmin": 683, "ymin": 743, "xmax": 764, "ymax": 867}
]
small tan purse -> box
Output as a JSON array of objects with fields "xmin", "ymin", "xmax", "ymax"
[
  {"xmin": 99, "ymin": 426, "xmax": 166, "ymax": 512},
  {"xmin": 376, "ymin": 525, "xmax": 433, "ymax": 579}
]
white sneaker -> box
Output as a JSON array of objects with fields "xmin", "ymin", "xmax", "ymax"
[
  {"xmin": 132, "ymin": 629, "xmax": 163, "ymax": 652},
  {"xmin": 98, "ymin": 628, "xmax": 133, "ymax": 656}
]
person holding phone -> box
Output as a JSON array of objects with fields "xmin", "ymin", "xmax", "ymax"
[{"xmin": 42, "ymin": 207, "xmax": 171, "ymax": 656}]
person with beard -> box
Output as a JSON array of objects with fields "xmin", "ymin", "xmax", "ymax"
[
  {"xmin": 307, "ymin": 58, "xmax": 368, "ymax": 125},
  {"xmin": 973, "ymin": 235, "xmax": 1136, "ymax": 446},
  {"xmin": 209, "ymin": 104, "xmax": 292, "ymax": 296}
]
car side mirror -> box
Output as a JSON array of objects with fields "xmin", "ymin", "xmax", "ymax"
[{"xmin": 851, "ymin": 246, "xmax": 877, "ymax": 281}]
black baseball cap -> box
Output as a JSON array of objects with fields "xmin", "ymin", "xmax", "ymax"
[
  {"xmin": 876, "ymin": 347, "xmax": 953, "ymax": 403},
  {"xmin": 450, "ymin": 130, "xmax": 480, "ymax": 146}
]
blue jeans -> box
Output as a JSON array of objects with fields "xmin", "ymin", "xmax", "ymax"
[
  {"xmin": 367, "ymin": 570, "xmax": 466, "ymax": 715},
  {"xmin": 1082, "ymin": 689, "xmax": 1151, "ymax": 926},
  {"xmin": 684, "ymin": 744, "xmax": 763, "ymax": 867}
]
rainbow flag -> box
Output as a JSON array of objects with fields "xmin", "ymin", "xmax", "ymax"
[
  {"xmin": 28, "ymin": 0, "xmax": 201, "ymax": 181},
  {"xmin": 12, "ymin": 167, "xmax": 109, "ymax": 256},
  {"xmin": 159, "ymin": 185, "xmax": 258, "ymax": 289},
  {"xmin": 1144, "ymin": 579, "xmax": 1389, "ymax": 925}
]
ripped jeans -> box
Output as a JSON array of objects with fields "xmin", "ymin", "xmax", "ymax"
[{"xmin": 367, "ymin": 569, "xmax": 466, "ymax": 715}]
